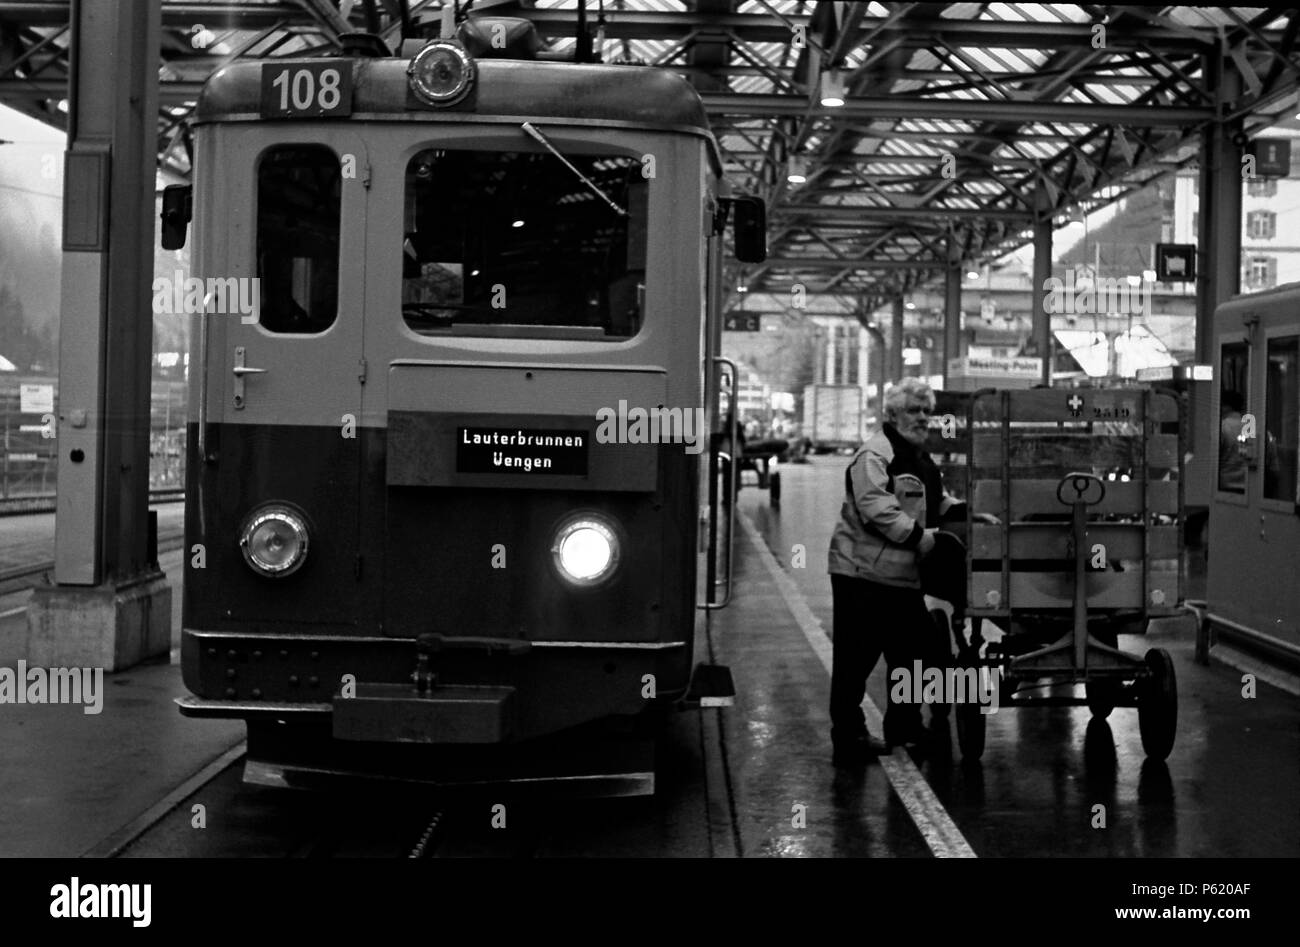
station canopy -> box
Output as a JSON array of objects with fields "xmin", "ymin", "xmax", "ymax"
[{"xmin": 0, "ymin": 1, "xmax": 1297, "ymax": 310}]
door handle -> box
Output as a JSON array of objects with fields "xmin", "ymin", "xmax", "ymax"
[{"xmin": 233, "ymin": 346, "xmax": 267, "ymax": 409}]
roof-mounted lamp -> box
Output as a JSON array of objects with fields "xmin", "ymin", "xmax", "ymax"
[{"xmin": 820, "ymin": 70, "xmax": 846, "ymax": 108}]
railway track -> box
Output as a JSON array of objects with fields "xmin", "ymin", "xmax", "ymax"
[
  {"xmin": 0, "ymin": 529, "xmax": 187, "ymax": 596},
  {"xmin": 0, "ymin": 488, "xmax": 184, "ymax": 517},
  {"xmin": 88, "ymin": 747, "xmax": 541, "ymax": 859}
]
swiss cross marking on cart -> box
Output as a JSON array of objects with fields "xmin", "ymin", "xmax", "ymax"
[{"xmin": 1067, "ymin": 394, "xmax": 1083, "ymax": 417}]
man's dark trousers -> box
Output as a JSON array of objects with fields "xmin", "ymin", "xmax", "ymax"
[{"xmin": 830, "ymin": 573, "xmax": 934, "ymax": 747}]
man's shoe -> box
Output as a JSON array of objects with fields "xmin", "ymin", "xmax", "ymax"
[{"xmin": 832, "ymin": 734, "xmax": 888, "ymax": 766}]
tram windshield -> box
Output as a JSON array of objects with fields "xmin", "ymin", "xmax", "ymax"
[{"xmin": 401, "ymin": 148, "xmax": 648, "ymax": 339}]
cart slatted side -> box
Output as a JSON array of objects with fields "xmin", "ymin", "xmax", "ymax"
[{"xmin": 965, "ymin": 388, "xmax": 1184, "ymax": 618}]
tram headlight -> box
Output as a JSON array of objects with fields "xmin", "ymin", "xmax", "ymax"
[
  {"xmin": 408, "ymin": 40, "xmax": 476, "ymax": 106},
  {"xmin": 239, "ymin": 504, "xmax": 310, "ymax": 578},
  {"xmin": 551, "ymin": 516, "xmax": 620, "ymax": 588}
]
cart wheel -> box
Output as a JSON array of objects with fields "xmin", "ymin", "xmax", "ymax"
[
  {"xmin": 1086, "ymin": 679, "xmax": 1118, "ymax": 719},
  {"xmin": 1137, "ymin": 648, "xmax": 1177, "ymax": 761},
  {"xmin": 956, "ymin": 701, "xmax": 985, "ymax": 761},
  {"xmin": 769, "ymin": 471, "xmax": 781, "ymax": 504}
]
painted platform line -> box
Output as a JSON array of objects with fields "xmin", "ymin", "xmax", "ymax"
[{"xmin": 736, "ymin": 510, "xmax": 977, "ymax": 859}]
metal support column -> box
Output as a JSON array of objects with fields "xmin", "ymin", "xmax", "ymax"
[
  {"xmin": 28, "ymin": 0, "xmax": 169, "ymax": 671},
  {"xmin": 890, "ymin": 295, "xmax": 904, "ymax": 384},
  {"xmin": 1033, "ymin": 216, "xmax": 1053, "ymax": 386},
  {"xmin": 1196, "ymin": 51, "xmax": 1243, "ymax": 364},
  {"xmin": 823, "ymin": 320, "xmax": 836, "ymax": 384},
  {"xmin": 839, "ymin": 321, "xmax": 851, "ymax": 385},
  {"xmin": 856, "ymin": 325, "xmax": 868, "ymax": 392},
  {"xmin": 859, "ymin": 310, "xmax": 887, "ymax": 428},
  {"xmin": 943, "ymin": 235, "xmax": 962, "ymax": 389}
]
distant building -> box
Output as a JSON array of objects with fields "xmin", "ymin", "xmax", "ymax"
[{"xmin": 1172, "ymin": 128, "xmax": 1300, "ymax": 293}]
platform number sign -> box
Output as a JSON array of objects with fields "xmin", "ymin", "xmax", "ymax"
[
  {"xmin": 725, "ymin": 312, "xmax": 760, "ymax": 332},
  {"xmin": 261, "ymin": 62, "xmax": 353, "ymax": 118}
]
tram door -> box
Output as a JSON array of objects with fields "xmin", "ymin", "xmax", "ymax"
[
  {"xmin": 1209, "ymin": 319, "xmax": 1300, "ymax": 650},
  {"xmin": 207, "ymin": 131, "xmax": 368, "ymax": 626}
]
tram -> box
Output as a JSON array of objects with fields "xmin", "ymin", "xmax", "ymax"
[
  {"xmin": 1203, "ymin": 283, "xmax": 1300, "ymax": 667},
  {"xmin": 171, "ymin": 13, "xmax": 764, "ymax": 793}
]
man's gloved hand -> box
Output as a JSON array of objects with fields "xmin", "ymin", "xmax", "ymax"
[{"xmin": 917, "ymin": 527, "xmax": 938, "ymax": 557}]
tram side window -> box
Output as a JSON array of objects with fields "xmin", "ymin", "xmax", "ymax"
[
  {"xmin": 256, "ymin": 145, "xmax": 341, "ymax": 334},
  {"xmin": 401, "ymin": 148, "xmax": 647, "ymax": 338},
  {"xmin": 1264, "ymin": 336, "xmax": 1298, "ymax": 502},
  {"xmin": 1218, "ymin": 342, "xmax": 1248, "ymax": 493}
]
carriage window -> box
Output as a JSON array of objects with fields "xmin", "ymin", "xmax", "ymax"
[
  {"xmin": 1264, "ymin": 336, "xmax": 1298, "ymax": 502},
  {"xmin": 401, "ymin": 148, "xmax": 647, "ymax": 339},
  {"xmin": 256, "ymin": 145, "xmax": 340, "ymax": 333},
  {"xmin": 1218, "ymin": 342, "xmax": 1248, "ymax": 493}
]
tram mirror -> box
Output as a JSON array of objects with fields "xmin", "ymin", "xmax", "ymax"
[
  {"xmin": 160, "ymin": 184, "xmax": 192, "ymax": 250},
  {"xmin": 731, "ymin": 196, "xmax": 767, "ymax": 263}
]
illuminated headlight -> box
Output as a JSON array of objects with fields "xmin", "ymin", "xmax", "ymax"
[
  {"xmin": 239, "ymin": 504, "xmax": 309, "ymax": 578},
  {"xmin": 552, "ymin": 516, "xmax": 620, "ymax": 588},
  {"xmin": 408, "ymin": 40, "xmax": 475, "ymax": 107}
]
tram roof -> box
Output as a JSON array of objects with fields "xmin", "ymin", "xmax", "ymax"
[{"xmin": 195, "ymin": 56, "xmax": 715, "ymax": 145}]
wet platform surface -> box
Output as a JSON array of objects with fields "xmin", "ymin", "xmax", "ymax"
[{"xmin": 0, "ymin": 537, "xmax": 243, "ymax": 858}]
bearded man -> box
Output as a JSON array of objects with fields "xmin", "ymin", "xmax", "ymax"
[{"xmin": 827, "ymin": 377, "xmax": 967, "ymax": 766}]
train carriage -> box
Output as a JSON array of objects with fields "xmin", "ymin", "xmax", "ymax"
[
  {"xmin": 173, "ymin": 19, "xmax": 763, "ymax": 793},
  {"xmin": 1204, "ymin": 283, "xmax": 1300, "ymax": 666}
]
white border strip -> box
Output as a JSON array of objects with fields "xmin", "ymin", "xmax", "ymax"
[{"xmin": 737, "ymin": 511, "xmax": 977, "ymax": 859}]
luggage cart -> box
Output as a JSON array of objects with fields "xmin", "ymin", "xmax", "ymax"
[{"xmin": 933, "ymin": 387, "xmax": 1184, "ymax": 762}]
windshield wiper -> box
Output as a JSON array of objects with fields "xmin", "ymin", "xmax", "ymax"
[{"xmin": 521, "ymin": 122, "xmax": 627, "ymax": 217}]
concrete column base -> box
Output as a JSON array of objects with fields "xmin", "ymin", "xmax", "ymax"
[{"xmin": 26, "ymin": 571, "xmax": 172, "ymax": 671}]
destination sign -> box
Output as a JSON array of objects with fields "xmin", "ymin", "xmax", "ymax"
[
  {"xmin": 456, "ymin": 427, "xmax": 588, "ymax": 476},
  {"xmin": 260, "ymin": 62, "xmax": 353, "ymax": 118}
]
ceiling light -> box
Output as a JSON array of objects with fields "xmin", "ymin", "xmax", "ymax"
[
  {"xmin": 820, "ymin": 71, "xmax": 846, "ymax": 108},
  {"xmin": 787, "ymin": 156, "xmax": 809, "ymax": 184}
]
